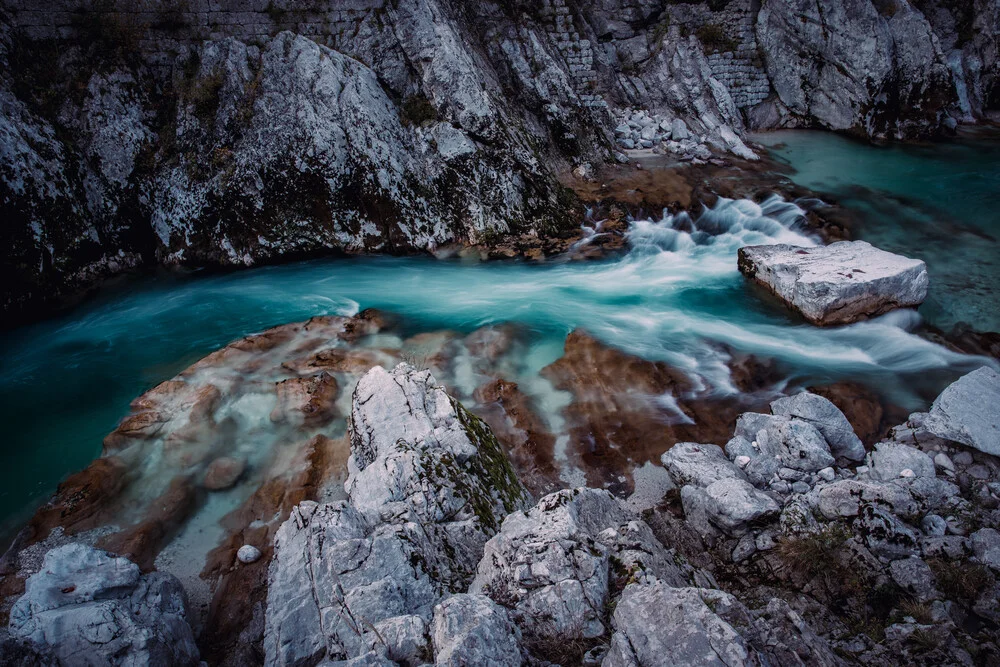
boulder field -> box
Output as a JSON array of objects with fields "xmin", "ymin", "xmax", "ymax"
[{"xmin": 3, "ymin": 360, "xmax": 1000, "ymax": 666}]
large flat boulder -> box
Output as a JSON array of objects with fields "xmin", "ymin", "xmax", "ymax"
[{"xmin": 738, "ymin": 241, "xmax": 928, "ymax": 325}]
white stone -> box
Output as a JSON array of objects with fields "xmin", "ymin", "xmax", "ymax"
[
  {"xmin": 738, "ymin": 241, "xmax": 928, "ymax": 325},
  {"xmin": 237, "ymin": 544, "xmax": 262, "ymax": 564}
]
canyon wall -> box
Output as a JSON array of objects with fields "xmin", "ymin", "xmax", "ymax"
[{"xmin": 1, "ymin": 0, "xmax": 996, "ymax": 321}]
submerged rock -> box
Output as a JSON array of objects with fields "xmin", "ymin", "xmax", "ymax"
[
  {"xmin": 7, "ymin": 544, "xmax": 199, "ymax": 666},
  {"xmin": 738, "ymin": 241, "xmax": 928, "ymax": 325}
]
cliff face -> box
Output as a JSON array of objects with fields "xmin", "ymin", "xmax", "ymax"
[{"xmin": 1, "ymin": 0, "xmax": 997, "ymax": 320}]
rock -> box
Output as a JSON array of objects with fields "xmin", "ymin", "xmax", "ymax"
[
  {"xmin": 934, "ymin": 452, "xmax": 956, "ymax": 473},
  {"xmin": 203, "ymin": 456, "xmax": 246, "ymax": 490},
  {"xmin": 816, "ymin": 480, "xmax": 918, "ymax": 519},
  {"xmin": 818, "ymin": 467, "xmax": 836, "ymax": 482},
  {"xmin": 922, "ymin": 514, "xmax": 948, "ymax": 536},
  {"xmin": 264, "ymin": 364, "xmax": 528, "ymax": 665},
  {"xmin": 661, "ymin": 442, "xmax": 746, "ymax": 488},
  {"xmin": 432, "ymin": 594, "xmax": 521, "ymax": 667},
  {"xmin": 771, "ymin": 392, "xmax": 866, "ymax": 461},
  {"xmin": 920, "ymin": 368, "xmax": 1000, "ymax": 456},
  {"xmin": 603, "ymin": 583, "xmax": 753, "ymax": 667},
  {"xmin": 671, "ymin": 118, "xmax": 691, "ymax": 140},
  {"xmin": 890, "ymin": 557, "xmax": 940, "ymax": 602},
  {"xmin": 737, "ymin": 412, "xmax": 835, "ymax": 473},
  {"xmin": 470, "ymin": 488, "xmax": 693, "ymax": 643},
  {"xmin": 236, "ymin": 544, "xmax": 261, "ymax": 564},
  {"xmin": 856, "ymin": 504, "xmax": 919, "ymax": 559},
  {"xmin": 971, "ymin": 528, "xmax": 1000, "ymax": 571},
  {"xmin": 867, "ymin": 442, "xmax": 936, "ymax": 481},
  {"xmin": 682, "ymin": 477, "xmax": 780, "ymax": 536},
  {"xmin": 8, "ymin": 544, "xmax": 199, "ymax": 666},
  {"xmin": 269, "ymin": 372, "xmax": 339, "ymax": 427},
  {"xmin": 738, "ymin": 241, "xmax": 929, "ymax": 325}
]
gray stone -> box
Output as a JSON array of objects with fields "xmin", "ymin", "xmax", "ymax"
[
  {"xmin": 738, "ymin": 241, "xmax": 928, "ymax": 325},
  {"xmin": 670, "ymin": 118, "xmax": 691, "ymax": 141},
  {"xmin": 771, "ymin": 392, "xmax": 866, "ymax": 461},
  {"xmin": 471, "ymin": 488, "xmax": 692, "ymax": 643},
  {"xmin": 921, "ymin": 368, "xmax": 1000, "ymax": 456},
  {"xmin": 603, "ymin": 583, "xmax": 753, "ymax": 667},
  {"xmin": 682, "ymin": 478, "xmax": 780, "ymax": 537},
  {"xmin": 971, "ymin": 528, "xmax": 1000, "ymax": 571},
  {"xmin": 264, "ymin": 364, "xmax": 528, "ymax": 665},
  {"xmin": 432, "ymin": 595, "xmax": 521, "ymax": 667},
  {"xmin": 236, "ymin": 544, "xmax": 261, "ymax": 564},
  {"xmin": 922, "ymin": 514, "xmax": 948, "ymax": 536},
  {"xmin": 867, "ymin": 442, "xmax": 936, "ymax": 482},
  {"xmin": 661, "ymin": 442, "xmax": 745, "ymax": 489},
  {"xmin": 8, "ymin": 544, "xmax": 199, "ymax": 666}
]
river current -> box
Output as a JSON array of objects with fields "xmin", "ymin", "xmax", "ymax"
[{"xmin": 1, "ymin": 131, "xmax": 997, "ymax": 541}]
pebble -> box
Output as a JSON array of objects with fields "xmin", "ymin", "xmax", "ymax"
[
  {"xmin": 899, "ymin": 468, "xmax": 915, "ymax": 478},
  {"xmin": 922, "ymin": 514, "xmax": 947, "ymax": 536},
  {"xmin": 791, "ymin": 481, "xmax": 811, "ymax": 494},
  {"xmin": 818, "ymin": 467, "xmax": 836, "ymax": 482},
  {"xmin": 933, "ymin": 452, "xmax": 955, "ymax": 472},
  {"xmin": 735, "ymin": 455, "xmax": 751, "ymax": 468},
  {"xmin": 954, "ymin": 451, "xmax": 974, "ymax": 465},
  {"xmin": 237, "ymin": 544, "xmax": 262, "ymax": 564}
]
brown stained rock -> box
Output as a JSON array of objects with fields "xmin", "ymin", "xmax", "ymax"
[
  {"xmin": 473, "ymin": 378, "xmax": 559, "ymax": 497},
  {"xmin": 282, "ymin": 347, "xmax": 395, "ymax": 375},
  {"xmin": 97, "ymin": 477, "xmax": 201, "ymax": 572},
  {"xmin": 338, "ymin": 308, "xmax": 391, "ymax": 342},
  {"xmin": 27, "ymin": 457, "xmax": 129, "ymax": 540},
  {"xmin": 269, "ymin": 372, "xmax": 339, "ymax": 426},
  {"xmin": 202, "ymin": 457, "xmax": 246, "ymax": 491},
  {"xmin": 727, "ymin": 352, "xmax": 784, "ymax": 394},
  {"xmin": 198, "ymin": 434, "xmax": 348, "ymax": 666},
  {"xmin": 465, "ymin": 323, "xmax": 523, "ymax": 366},
  {"xmin": 401, "ymin": 331, "xmax": 460, "ymax": 370},
  {"xmin": 542, "ymin": 330, "xmax": 764, "ymax": 494}
]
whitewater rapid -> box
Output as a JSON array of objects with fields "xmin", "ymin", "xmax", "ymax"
[{"xmin": 0, "ymin": 194, "xmax": 994, "ymax": 531}]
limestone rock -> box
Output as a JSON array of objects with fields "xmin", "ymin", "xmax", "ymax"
[
  {"xmin": 8, "ymin": 544, "xmax": 199, "ymax": 666},
  {"xmin": 867, "ymin": 443, "xmax": 936, "ymax": 482},
  {"xmin": 264, "ymin": 364, "xmax": 528, "ymax": 665},
  {"xmin": 681, "ymin": 478, "xmax": 780, "ymax": 537},
  {"xmin": 470, "ymin": 488, "xmax": 693, "ymax": 644},
  {"xmin": 921, "ymin": 367, "xmax": 1000, "ymax": 456},
  {"xmin": 603, "ymin": 583, "xmax": 754, "ymax": 667},
  {"xmin": 432, "ymin": 594, "xmax": 521, "ymax": 667},
  {"xmin": 738, "ymin": 241, "xmax": 929, "ymax": 326},
  {"xmin": 771, "ymin": 392, "xmax": 865, "ymax": 461},
  {"xmin": 662, "ymin": 442, "xmax": 747, "ymax": 488}
]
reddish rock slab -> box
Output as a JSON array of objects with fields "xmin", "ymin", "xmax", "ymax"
[
  {"xmin": 473, "ymin": 378, "xmax": 559, "ymax": 497},
  {"xmin": 269, "ymin": 372, "xmax": 339, "ymax": 427},
  {"xmin": 202, "ymin": 457, "xmax": 247, "ymax": 491}
]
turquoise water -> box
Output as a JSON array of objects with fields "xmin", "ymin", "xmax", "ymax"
[
  {"xmin": 755, "ymin": 129, "xmax": 1000, "ymax": 332},
  {"xmin": 1, "ymin": 137, "xmax": 998, "ymax": 539}
]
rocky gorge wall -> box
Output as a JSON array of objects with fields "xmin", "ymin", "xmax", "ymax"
[{"xmin": 1, "ymin": 0, "xmax": 997, "ymax": 322}]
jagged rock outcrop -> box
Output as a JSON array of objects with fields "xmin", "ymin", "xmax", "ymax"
[
  {"xmin": 263, "ymin": 363, "xmax": 529, "ymax": 665},
  {"xmin": 5, "ymin": 543, "xmax": 199, "ymax": 666},
  {"xmin": 755, "ymin": 0, "xmax": 956, "ymax": 138},
  {"xmin": 738, "ymin": 241, "xmax": 929, "ymax": 325}
]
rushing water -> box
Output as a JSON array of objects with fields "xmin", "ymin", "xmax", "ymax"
[
  {"xmin": 755, "ymin": 129, "xmax": 1000, "ymax": 332},
  {"xmin": 1, "ymin": 136, "xmax": 998, "ymax": 542}
]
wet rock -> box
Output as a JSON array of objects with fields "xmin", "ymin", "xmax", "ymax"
[
  {"xmin": 264, "ymin": 364, "xmax": 528, "ymax": 665},
  {"xmin": 738, "ymin": 241, "xmax": 928, "ymax": 325},
  {"xmin": 8, "ymin": 544, "xmax": 199, "ymax": 666},
  {"xmin": 202, "ymin": 456, "xmax": 246, "ymax": 490},
  {"xmin": 269, "ymin": 371, "xmax": 339, "ymax": 427},
  {"xmin": 470, "ymin": 488, "xmax": 692, "ymax": 644},
  {"xmin": 771, "ymin": 392, "xmax": 865, "ymax": 461},
  {"xmin": 473, "ymin": 377, "xmax": 559, "ymax": 496},
  {"xmin": 432, "ymin": 594, "xmax": 521, "ymax": 667}
]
